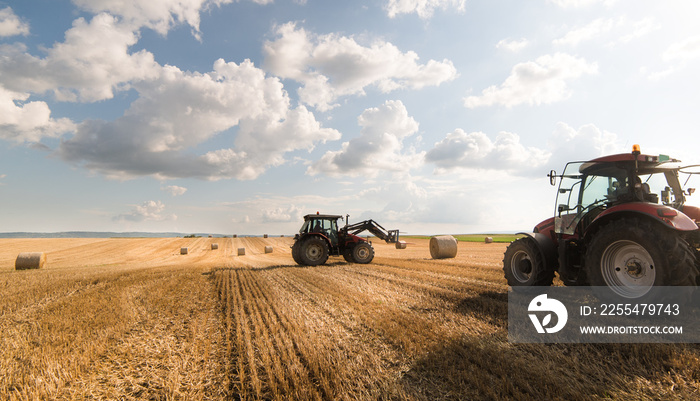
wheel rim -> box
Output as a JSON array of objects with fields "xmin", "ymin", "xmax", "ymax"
[
  {"xmin": 305, "ymin": 243, "xmax": 323, "ymax": 261},
  {"xmin": 510, "ymin": 250, "xmax": 533, "ymax": 283},
  {"xmin": 356, "ymin": 246, "xmax": 369, "ymax": 260},
  {"xmin": 600, "ymin": 240, "xmax": 655, "ymax": 298}
]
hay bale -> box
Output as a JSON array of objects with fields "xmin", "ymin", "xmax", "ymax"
[
  {"xmin": 264, "ymin": 246, "xmax": 273, "ymax": 254},
  {"xmin": 15, "ymin": 252, "xmax": 46, "ymax": 270},
  {"xmin": 395, "ymin": 241, "xmax": 407, "ymax": 249},
  {"xmin": 233, "ymin": 234, "xmax": 237, "ymax": 238},
  {"xmin": 430, "ymin": 235, "xmax": 458, "ymax": 259},
  {"xmin": 211, "ymin": 243, "xmax": 219, "ymax": 250},
  {"xmin": 237, "ymin": 248, "xmax": 246, "ymax": 256},
  {"xmin": 485, "ymin": 236, "xmax": 494, "ymax": 244},
  {"xmin": 263, "ymin": 234, "xmax": 268, "ymax": 238},
  {"xmin": 180, "ymin": 247, "xmax": 188, "ymax": 255}
]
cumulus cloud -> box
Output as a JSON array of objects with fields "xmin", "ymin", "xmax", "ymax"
[
  {"xmin": 496, "ymin": 38, "xmax": 529, "ymax": 52},
  {"xmin": 0, "ymin": 13, "xmax": 159, "ymax": 103},
  {"xmin": 114, "ymin": 200, "xmax": 176, "ymax": 222},
  {"xmin": 424, "ymin": 122, "xmax": 623, "ymax": 176},
  {"xmin": 662, "ymin": 35, "xmax": 700, "ymax": 63},
  {"xmin": 261, "ymin": 205, "xmax": 304, "ymax": 223},
  {"xmin": 0, "ymin": 7, "xmax": 29, "ymax": 37},
  {"xmin": 0, "ymin": 87, "xmax": 76, "ymax": 143},
  {"xmin": 464, "ymin": 53, "xmax": 598, "ymax": 108},
  {"xmin": 263, "ymin": 22, "xmax": 458, "ymax": 111},
  {"xmin": 425, "ymin": 130, "xmax": 551, "ymax": 176},
  {"xmin": 384, "ymin": 0, "xmax": 466, "ymax": 19},
  {"xmin": 58, "ymin": 59, "xmax": 340, "ymax": 180},
  {"xmin": 162, "ymin": 185, "xmax": 188, "ymax": 196},
  {"xmin": 308, "ymin": 100, "xmax": 423, "ymax": 177},
  {"xmin": 71, "ymin": 0, "xmax": 271, "ymax": 38}
]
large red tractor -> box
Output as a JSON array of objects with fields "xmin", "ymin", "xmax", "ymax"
[
  {"xmin": 503, "ymin": 145, "xmax": 700, "ymax": 298},
  {"xmin": 291, "ymin": 213, "xmax": 399, "ymax": 266}
]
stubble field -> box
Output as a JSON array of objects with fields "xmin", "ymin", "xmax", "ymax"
[{"xmin": 1, "ymin": 237, "xmax": 700, "ymax": 400}]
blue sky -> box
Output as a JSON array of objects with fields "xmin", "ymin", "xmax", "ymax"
[{"xmin": 1, "ymin": 0, "xmax": 699, "ymax": 235}]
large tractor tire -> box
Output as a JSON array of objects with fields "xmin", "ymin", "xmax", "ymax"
[
  {"xmin": 503, "ymin": 237, "xmax": 554, "ymax": 286},
  {"xmin": 291, "ymin": 241, "xmax": 304, "ymax": 265},
  {"xmin": 585, "ymin": 217, "xmax": 698, "ymax": 299},
  {"xmin": 299, "ymin": 236, "xmax": 330, "ymax": 266},
  {"xmin": 351, "ymin": 242, "xmax": 374, "ymax": 264},
  {"xmin": 342, "ymin": 249, "xmax": 355, "ymax": 263}
]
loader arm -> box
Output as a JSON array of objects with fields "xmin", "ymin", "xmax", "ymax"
[{"xmin": 343, "ymin": 219, "xmax": 399, "ymax": 243}]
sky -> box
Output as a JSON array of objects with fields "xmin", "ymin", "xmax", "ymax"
[{"xmin": 1, "ymin": 0, "xmax": 700, "ymax": 235}]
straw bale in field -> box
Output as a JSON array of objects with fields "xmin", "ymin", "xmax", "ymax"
[
  {"xmin": 15, "ymin": 252, "xmax": 46, "ymax": 270},
  {"xmin": 430, "ymin": 235, "xmax": 458, "ymax": 259},
  {"xmin": 211, "ymin": 243, "xmax": 219, "ymax": 250},
  {"xmin": 264, "ymin": 246, "xmax": 273, "ymax": 253},
  {"xmin": 238, "ymin": 248, "xmax": 246, "ymax": 256},
  {"xmin": 181, "ymin": 247, "xmax": 188, "ymax": 255},
  {"xmin": 485, "ymin": 236, "xmax": 493, "ymax": 244},
  {"xmin": 395, "ymin": 241, "xmax": 407, "ymax": 249}
]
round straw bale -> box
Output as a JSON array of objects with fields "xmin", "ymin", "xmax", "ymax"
[
  {"xmin": 15, "ymin": 252, "xmax": 46, "ymax": 270},
  {"xmin": 485, "ymin": 236, "xmax": 493, "ymax": 244},
  {"xmin": 237, "ymin": 248, "xmax": 246, "ymax": 256},
  {"xmin": 264, "ymin": 246, "xmax": 273, "ymax": 253},
  {"xmin": 264, "ymin": 234, "xmax": 268, "ymax": 238},
  {"xmin": 395, "ymin": 241, "xmax": 407, "ymax": 249},
  {"xmin": 429, "ymin": 235, "xmax": 458, "ymax": 259},
  {"xmin": 233, "ymin": 234, "xmax": 237, "ymax": 238},
  {"xmin": 211, "ymin": 243, "xmax": 219, "ymax": 250},
  {"xmin": 180, "ymin": 247, "xmax": 188, "ymax": 255}
]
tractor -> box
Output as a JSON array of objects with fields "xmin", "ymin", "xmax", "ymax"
[
  {"xmin": 291, "ymin": 213, "xmax": 399, "ymax": 266},
  {"xmin": 503, "ymin": 145, "xmax": 700, "ymax": 299}
]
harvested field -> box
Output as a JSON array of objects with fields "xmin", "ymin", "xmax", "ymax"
[{"xmin": 1, "ymin": 237, "xmax": 700, "ymax": 400}]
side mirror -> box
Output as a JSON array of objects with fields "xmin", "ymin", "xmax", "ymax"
[
  {"xmin": 548, "ymin": 170, "xmax": 557, "ymax": 186},
  {"xmin": 688, "ymin": 188, "xmax": 696, "ymax": 196}
]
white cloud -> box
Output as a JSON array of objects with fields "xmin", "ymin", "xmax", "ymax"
[
  {"xmin": 384, "ymin": 0, "xmax": 465, "ymax": 19},
  {"xmin": 464, "ymin": 53, "xmax": 598, "ymax": 108},
  {"xmin": 115, "ymin": 200, "xmax": 176, "ymax": 222},
  {"xmin": 424, "ymin": 122, "xmax": 623, "ymax": 177},
  {"xmin": 425, "ymin": 130, "xmax": 550, "ymax": 176},
  {"xmin": 0, "ymin": 7, "xmax": 29, "ymax": 37},
  {"xmin": 308, "ymin": 100, "xmax": 423, "ymax": 177},
  {"xmin": 553, "ymin": 17, "xmax": 657, "ymax": 47},
  {"xmin": 553, "ymin": 18, "xmax": 617, "ymax": 46},
  {"xmin": 58, "ymin": 59, "xmax": 340, "ymax": 180},
  {"xmin": 496, "ymin": 38, "xmax": 529, "ymax": 52},
  {"xmin": 0, "ymin": 13, "xmax": 160, "ymax": 102},
  {"xmin": 162, "ymin": 185, "xmax": 188, "ymax": 196},
  {"xmin": 261, "ymin": 205, "xmax": 304, "ymax": 223},
  {"xmin": 0, "ymin": 87, "xmax": 76, "ymax": 143},
  {"xmin": 662, "ymin": 35, "xmax": 700, "ymax": 63},
  {"xmin": 263, "ymin": 22, "xmax": 457, "ymax": 111}
]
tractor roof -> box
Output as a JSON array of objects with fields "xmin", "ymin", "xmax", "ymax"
[
  {"xmin": 303, "ymin": 214, "xmax": 343, "ymax": 220},
  {"xmin": 580, "ymin": 152, "xmax": 682, "ymax": 176}
]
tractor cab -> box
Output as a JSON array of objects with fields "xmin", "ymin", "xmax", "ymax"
[
  {"xmin": 298, "ymin": 214, "xmax": 342, "ymax": 246},
  {"xmin": 553, "ymin": 150, "xmax": 690, "ymax": 236}
]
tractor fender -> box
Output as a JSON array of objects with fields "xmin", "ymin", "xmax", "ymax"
[
  {"xmin": 296, "ymin": 232, "xmax": 333, "ymax": 248},
  {"xmin": 591, "ymin": 203, "xmax": 698, "ymax": 233},
  {"xmin": 516, "ymin": 232, "xmax": 558, "ymax": 272}
]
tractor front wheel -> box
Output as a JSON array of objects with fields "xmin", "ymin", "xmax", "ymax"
[
  {"xmin": 351, "ymin": 242, "xmax": 374, "ymax": 264},
  {"xmin": 586, "ymin": 218, "xmax": 698, "ymax": 299},
  {"xmin": 503, "ymin": 237, "xmax": 554, "ymax": 286},
  {"xmin": 291, "ymin": 241, "xmax": 304, "ymax": 265},
  {"xmin": 299, "ymin": 237, "xmax": 329, "ymax": 266}
]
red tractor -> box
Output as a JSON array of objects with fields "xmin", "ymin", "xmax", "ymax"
[
  {"xmin": 504, "ymin": 145, "xmax": 700, "ymax": 298},
  {"xmin": 291, "ymin": 213, "xmax": 399, "ymax": 266}
]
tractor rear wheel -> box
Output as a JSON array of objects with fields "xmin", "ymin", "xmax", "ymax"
[
  {"xmin": 503, "ymin": 237, "xmax": 554, "ymax": 286},
  {"xmin": 291, "ymin": 241, "xmax": 304, "ymax": 265},
  {"xmin": 299, "ymin": 237, "xmax": 329, "ymax": 266},
  {"xmin": 351, "ymin": 242, "xmax": 374, "ymax": 264},
  {"xmin": 586, "ymin": 217, "xmax": 698, "ymax": 299}
]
